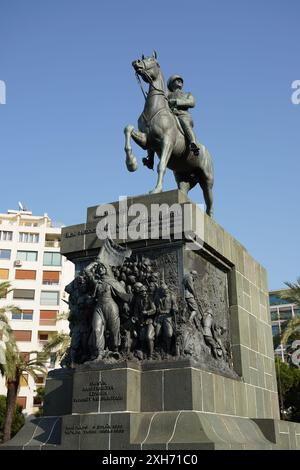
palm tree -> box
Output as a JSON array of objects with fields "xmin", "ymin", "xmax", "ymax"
[
  {"xmin": 279, "ymin": 278, "xmax": 300, "ymax": 353},
  {"xmin": 280, "ymin": 277, "xmax": 300, "ymax": 305},
  {"xmin": 0, "ymin": 281, "xmax": 48, "ymax": 442},
  {"xmin": 0, "ymin": 312, "xmax": 47, "ymax": 442},
  {"xmin": 0, "ymin": 281, "xmax": 21, "ymax": 317},
  {"xmin": 42, "ymin": 331, "xmax": 70, "ymax": 365}
]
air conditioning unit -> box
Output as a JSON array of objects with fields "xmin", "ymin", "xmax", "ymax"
[{"xmin": 14, "ymin": 260, "xmax": 22, "ymax": 267}]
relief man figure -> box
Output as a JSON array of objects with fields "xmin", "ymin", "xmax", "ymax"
[
  {"xmin": 63, "ymin": 274, "xmax": 94, "ymax": 366},
  {"xmin": 155, "ymin": 283, "xmax": 178, "ymax": 356},
  {"xmin": 134, "ymin": 285, "xmax": 156, "ymax": 359},
  {"xmin": 84, "ymin": 260, "xmax": 131, "ymax": 359},
  {"xmin": 183, "ymin": 270, "xmax": 202, "ymax": 328},
  {"xmin": 202, "ymin": 308, "xmax": 227, "ymax": 360}
]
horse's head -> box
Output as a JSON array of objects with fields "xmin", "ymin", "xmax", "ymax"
[{"xmin": 132, "ymin": 50, "xmax": 160, "ymax": 83}]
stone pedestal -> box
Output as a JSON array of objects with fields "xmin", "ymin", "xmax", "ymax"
[{"xmin": 2, "ymin": 191, "xmax": 300, "ymax": 450}]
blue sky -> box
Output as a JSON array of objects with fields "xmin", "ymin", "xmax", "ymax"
[{"xmin": 0, "ymin": 0, "xmax": 299, "ymax": 290}]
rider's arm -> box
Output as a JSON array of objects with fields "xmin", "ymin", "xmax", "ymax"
[{"xmin": 175, "ymin": 93, "xmax": 196, "ymax": 110}]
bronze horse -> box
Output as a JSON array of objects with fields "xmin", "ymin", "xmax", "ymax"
[{"xmin": 124, "ymin": 51, "xmax": 214, "ymax": 216}]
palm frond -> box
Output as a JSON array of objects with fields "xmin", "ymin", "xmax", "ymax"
[
  {"xmin": 56, "ymin": 311, "xmax": 69, "ymax": 321},
  {"xmin": 280, "ymin": 316, "xmax": 300, "ymax": 346},
  {"xmin": 42, "ymin": 332, "xmax": 70, "ymax": 355},
  {"xmin": 0, "ymin": 281, "xmax": 13, "ymax": 299},
  {"xmin": 0, "ymin": 305, "xmax": 22, "ymax": 315},
  {"xmin": 280, "ymin": 279, "xmax": 300, "ymax": 306}
]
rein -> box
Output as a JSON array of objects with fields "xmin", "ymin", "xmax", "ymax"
[
  {"xmin": 135, "ymin": 73, "xmax": 148, "ymax": 100},
  {"xmin": 135, "ymin": 64, "xmax": 168, "ymax": 102}
]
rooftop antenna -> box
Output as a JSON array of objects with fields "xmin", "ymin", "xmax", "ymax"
[{"xmin": 18, "ymin": 201, "xmax": 29, "ymax": 212}]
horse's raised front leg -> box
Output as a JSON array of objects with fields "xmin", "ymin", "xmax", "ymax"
[
  {"xmin": 150, "ymin": 139, "xmax": 173, "ymax": 194},
  {"xmin": 124, "ymin": 125, "xmax": 148, "ymax": 172}
]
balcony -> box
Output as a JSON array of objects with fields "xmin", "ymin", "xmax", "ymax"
[
  {"xmin": 45, "ymin": 240, "xmax": 60, "ymax": 248},
  {"xmin": 39, "ymin": 318, "xmax": 57, "ymax": 326},
  {"xmin": 42, "ymin": 280, "xmax": 59, "ymax": 286}
]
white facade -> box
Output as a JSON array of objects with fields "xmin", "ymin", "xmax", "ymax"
[
  {"xmin": 0, "ymin": 209, "xmax": 74, "ymax": 414},
  {"xmin": 270, "ymin": 290, "xmax": 300, "ymax": 362}
]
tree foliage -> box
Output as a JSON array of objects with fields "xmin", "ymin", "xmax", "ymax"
[
  {"xmin": 0, "ymin": 282, "xmax": 48, "ymax": 441},
  {"xmin": 0, "ymin": 395, "xmax": 25, "ymax": 442}
]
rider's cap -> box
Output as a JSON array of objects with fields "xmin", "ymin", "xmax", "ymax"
[{"xmin": 167, "ymin": 75, "xmax": 184, "ymax": 91}]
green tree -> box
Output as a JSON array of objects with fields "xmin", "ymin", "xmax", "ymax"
[
  {"xmin": 0, "ymin": 281, "xmax": 21, "ymax": 317},
  {"xmin": 274, "ymin": 278, "xmax": 300, "ymax": 421},
  {"xmin": 0, "ymin": 395, "xmax": 25, "ymax": 442},
  {"xmin": 275, "ymin": 358, "xmax": 294, "ymax": 418},
  {"xmin": 276, "ymin": 279, "xmax": 300, "ymax": 361},
  {"xmin": 275, "ymin": 358, "xmax": 300, "ymax": 422},
  {"xmin": 0, "ymin": 296, "xmax": 47, "ymax": 442},
  {"xmin": 34, "ymin": 386, "xmax": 46, "ymax": 417}
]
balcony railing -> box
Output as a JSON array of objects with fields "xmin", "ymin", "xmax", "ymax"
[
  {"xmin": 39, "ymin": 319, "xmax": 57, "ymax": 326},
  {"xmin": 45, "ymin": 241, "xmax": 60, "ymax": 247}
]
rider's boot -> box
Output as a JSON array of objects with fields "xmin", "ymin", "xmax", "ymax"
[{"xmin": 180, "ymin": 119, "xmax": 200, "ymax": 156}]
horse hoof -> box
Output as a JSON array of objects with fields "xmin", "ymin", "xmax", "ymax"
[{"xmin": 149, "ymin": 187, "xmax": 162, "ymax": 194}]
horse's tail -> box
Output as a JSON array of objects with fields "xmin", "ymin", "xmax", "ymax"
[{"xmin": 124, "ymin": 125, "xmax": 138, "ymax": 172}]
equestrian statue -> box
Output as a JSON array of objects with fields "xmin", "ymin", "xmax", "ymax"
[{"xmin": 124, "ymin": 51, "xmax": 214, "ymax": 217}]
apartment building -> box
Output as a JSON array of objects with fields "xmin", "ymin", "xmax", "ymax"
[
  {"xmin": 0, "ymin": 208, "xmax": 74, "ymax": 414},
  {"xmin": 270, "ymin": 290, "xmax": 300, "ymax": 361}
]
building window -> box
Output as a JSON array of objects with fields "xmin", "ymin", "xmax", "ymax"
[
  {"xmin": 19, "ymin": 232, "xmax": 39, "ymax": 243},
  {"xmin": 13, "ymin": 330, "xmax": 32, "ymax": 342},
  {"xmin": 39, "ymin": 310, "xmax": 57, "ymax": 325},
  {"xmin": 279, "ymin": 307, "xmax": 293, "ymax": 321},
  {"xmin": 16, "ymin": 250, "xmax": 38, "ymax": 262},
  {"xmin": 0, "ymin": 230, "xmax": 13, "ymax": 241},
  {"xmin": 38, "ymin": 333, "xmax": 49, "ymax": 344},
  {"xmin": 42, "ymin": 271, "xmax": 60, "ymax": 285},
  {"xmin": 270, "ymin": 309, "xmax": 278, "ymax": 321},
  {"xmin": 272, "ymin": 324, "xmax": 280, "ymax": 336},
  {"xmin": 22, "ymin": 310, "xmax": 34, "ymax": 320},
  {"xmin": 15, "ymin": 269, "xmax": 36, "ymax": 280},
  {"xmin": 0, "ymin": 249, "xmax": 11, "ymax": 260},
  {"xmin": 269, "ymin": 294, "xmax": 292, "ymax": 306},
  {"xmin": 40, "ymin": 291, "xmax": 59, "ymax": 305},
  {"xmin": 21, "ymin": 352, "xmax": 30, "ymax": 362},
  {"xmin": 35, "ymin": 376, "xmax": 45, "ymax": 385},
  {"xmin": 17, "ymin": 397, "xmax": 27, "ymax": 409},
  {"xmin": 43, "ymin": 252, "xmax": 61, "ymax": 266},
  {"xmin": 13, "ymin": 289, "xmax": 35, "ymax": 300},
  {"xmin": 0, "ymin": 268, "xmax": 9, "ymax": 280},
  {"xmin": 12, "ymin": 312, "xmax": 21, "ymax": 320},
  {"xmin": 12, "ymin": 310, "xmax": 33, "ymax": 321}
]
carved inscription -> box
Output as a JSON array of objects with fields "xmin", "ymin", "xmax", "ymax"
[
  {"xmin": 64, "ymin": 424, "xmax": 124, "ymax": 435},
  {"xmin": 73, "ymin": 380, "xmax": 122, "ymax": 403}
]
